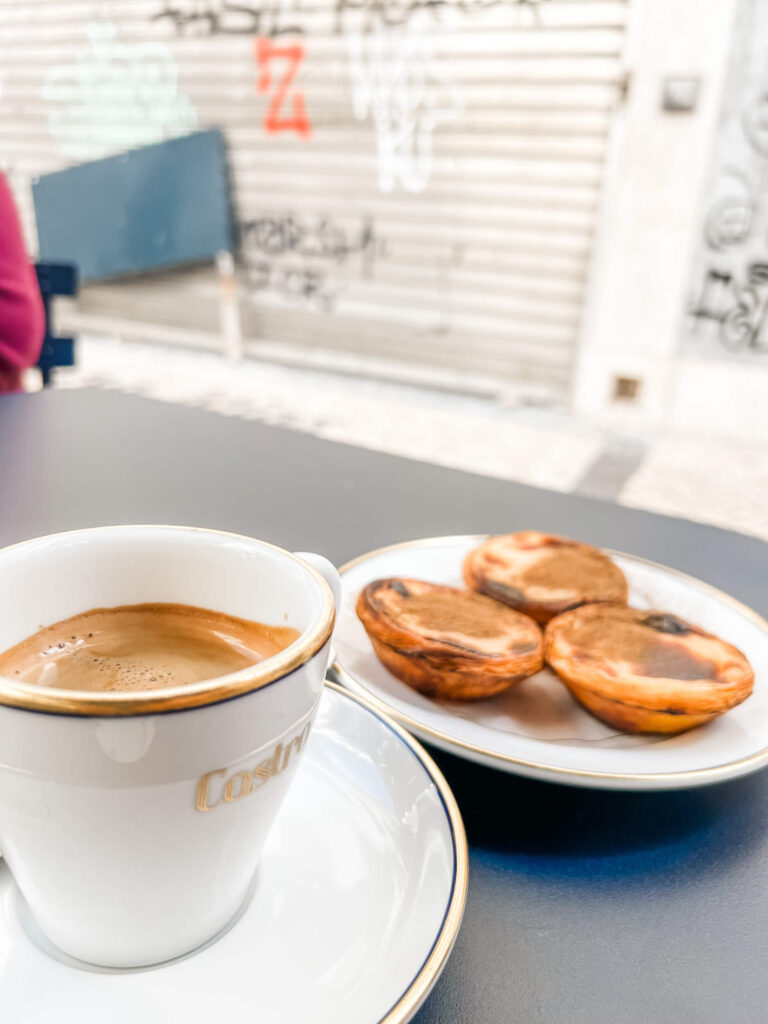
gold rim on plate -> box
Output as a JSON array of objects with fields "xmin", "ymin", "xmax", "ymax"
[
  {"xmin": 334, "ymin": 534, "xmax": 768, "ymax": 786},
  {"xmin": 323, "ymin": 681, "xmax": 468, "ymax": 1024}
]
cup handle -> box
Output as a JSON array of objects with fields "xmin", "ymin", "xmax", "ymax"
[
  {"xmin": 294, "ymin": 552, "xmax": 341, "ymax": 673},
  {"xmin": 293, "ymin": 552, "xmax": 342, "ymax": 617}
]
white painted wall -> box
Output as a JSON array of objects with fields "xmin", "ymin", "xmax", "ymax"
[
  {"xmin": 574, "ymin": 0, "xmax": 742, "ymax": 430},
  {"xmin": 672, "ymin": 0, "xmax": 768, "ymax": 441}
]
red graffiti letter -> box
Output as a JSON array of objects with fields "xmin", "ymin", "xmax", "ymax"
[{"xmin": 254, "ymin": 38, "xmax": 312, "ymax": 139}]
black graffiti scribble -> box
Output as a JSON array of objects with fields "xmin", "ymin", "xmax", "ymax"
[
  {"xmin": 152, "ymin": 0, "xmax": 302, "ymax": 38},
  {"xmin": 743, "ymin": 91, "xmax": 768, "ymax": 156},
  {"xmin": 747, "ymin": 262, "xmax": 768, "ymax": 285},
  {"xmin": 153, "ymin": 0, "xmax": 546, "ymax": 41},
  {"xmin": 690, "ymin": 264, "xmax": 768, "ymax": 353},
  {"xmin": 240, "ymin": 213, "xmax": 384, "ymax": 308},
  {"xmin": 241, "ymin": 213, "xmax": 381, "ymax": 263},
  {"xmin": 334, "ymin": 0, "xmax": 545, "ymax": 34},
  {"xmin": 690, "ymin": 268, "xmax": 733, "ymax": 324},
  {"xmin": 704, "ymin": 196, "xmax": 754, "ymax": 250},
  {"xmin": 720, "ymin": 263, "xmax": 768, "ymax": 352},
  {"xmin": 246, "ymin": 262, "xmax": 335, "ymax": 307}
]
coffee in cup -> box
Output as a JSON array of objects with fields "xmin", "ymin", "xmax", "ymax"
[{"xmin": 0, "ymin": 603, "xmax": 300, "ymax": 693}]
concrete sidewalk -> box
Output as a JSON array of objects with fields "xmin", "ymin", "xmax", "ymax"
[{"xmin": 49, "ymin": 335, "xmax": 768, "ymax": 543}]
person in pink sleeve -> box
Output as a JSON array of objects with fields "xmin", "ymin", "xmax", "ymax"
[{"xmin": 0, "ymin": 172, "xmax": 45, "ymax": 393}]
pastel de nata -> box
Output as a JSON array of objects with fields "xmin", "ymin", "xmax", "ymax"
[{"xmin": 195, "ymin": 721, "xmax": 311, "ymax": 812}]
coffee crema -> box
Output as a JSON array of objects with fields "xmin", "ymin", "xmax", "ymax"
[{"xmin": 0, "ymin": 603, "xmax": 300, "ymax": 693}]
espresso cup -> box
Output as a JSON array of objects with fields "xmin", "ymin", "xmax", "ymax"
[{"xmin": 0, "ymin": 526, "xmax": 340, "ymax": 967}]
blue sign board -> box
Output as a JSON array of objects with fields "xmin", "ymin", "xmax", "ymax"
[{"xmin": 33, "ymin": 129, "xmax": 234, "ymax": 282}]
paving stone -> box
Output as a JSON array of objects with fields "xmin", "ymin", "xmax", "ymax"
[{"xmin": 620, "ymin": 437, "xmax": 768, "ymax": 543}]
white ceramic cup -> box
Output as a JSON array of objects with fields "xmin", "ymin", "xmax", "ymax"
[{"xmin": 0, "ymin": 526, "xmax": 340, "ymax": 968}]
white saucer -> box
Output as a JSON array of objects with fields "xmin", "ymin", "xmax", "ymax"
[
  {"xmin": 333, "ymin": 535, "xmax": 768, "ymax": 790},
  {"xmin": 0, "ymin": 683, "xmax": 467, "ymax": 1024}
]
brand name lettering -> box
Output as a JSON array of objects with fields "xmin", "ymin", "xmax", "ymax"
[{"xmin": 195, "ymin": 722, "xmax": 311, "ymax": 812}]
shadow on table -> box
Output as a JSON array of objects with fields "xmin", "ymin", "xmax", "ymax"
[{"xmin": 427, "ymin": 745, "xmax": 768, "ymax": 885}]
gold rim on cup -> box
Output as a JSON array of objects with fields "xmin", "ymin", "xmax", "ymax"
[{"xmin": 0, "ymin": 526, "xmax": 336, "ymax": 717}]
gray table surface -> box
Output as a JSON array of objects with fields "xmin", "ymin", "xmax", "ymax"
[{"xmin": 2, "ymin": 389, "xmax": 767, "ymax": 1024}]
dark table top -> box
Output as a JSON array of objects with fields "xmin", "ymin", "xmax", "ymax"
[{"xmin": 2, "ymin": 389, "xmax": 767, "ymax": 1024}]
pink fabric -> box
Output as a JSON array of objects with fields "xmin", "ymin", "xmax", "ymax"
[{"xmin": 0, "ymin": 173, "xmax": 45, "ymax": 393}]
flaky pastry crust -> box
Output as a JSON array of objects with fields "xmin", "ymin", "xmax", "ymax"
[
  {"xmin": 463, "ymin": 531, "xmax": 628, "ymax": 624},
  {"xmin": 544, "ymin": 603, "xmax": 754, "ymax": 733},
  {"xmin": 357, "ymin": 577, "xmax": 543, "ymax": 700}
]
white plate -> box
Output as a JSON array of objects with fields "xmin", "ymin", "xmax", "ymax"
[
  {"xmin": 0, "ymin": 683, "xmax": 467, "ymax": 1024},
  {"xmin": 333, "ymin": 535, "xmax": 768, "ymax": 790}
]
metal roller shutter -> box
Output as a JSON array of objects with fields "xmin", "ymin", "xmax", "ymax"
[{"xmin": 0, "ymin": 0, "xmax": 629, "ymax": 395}]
